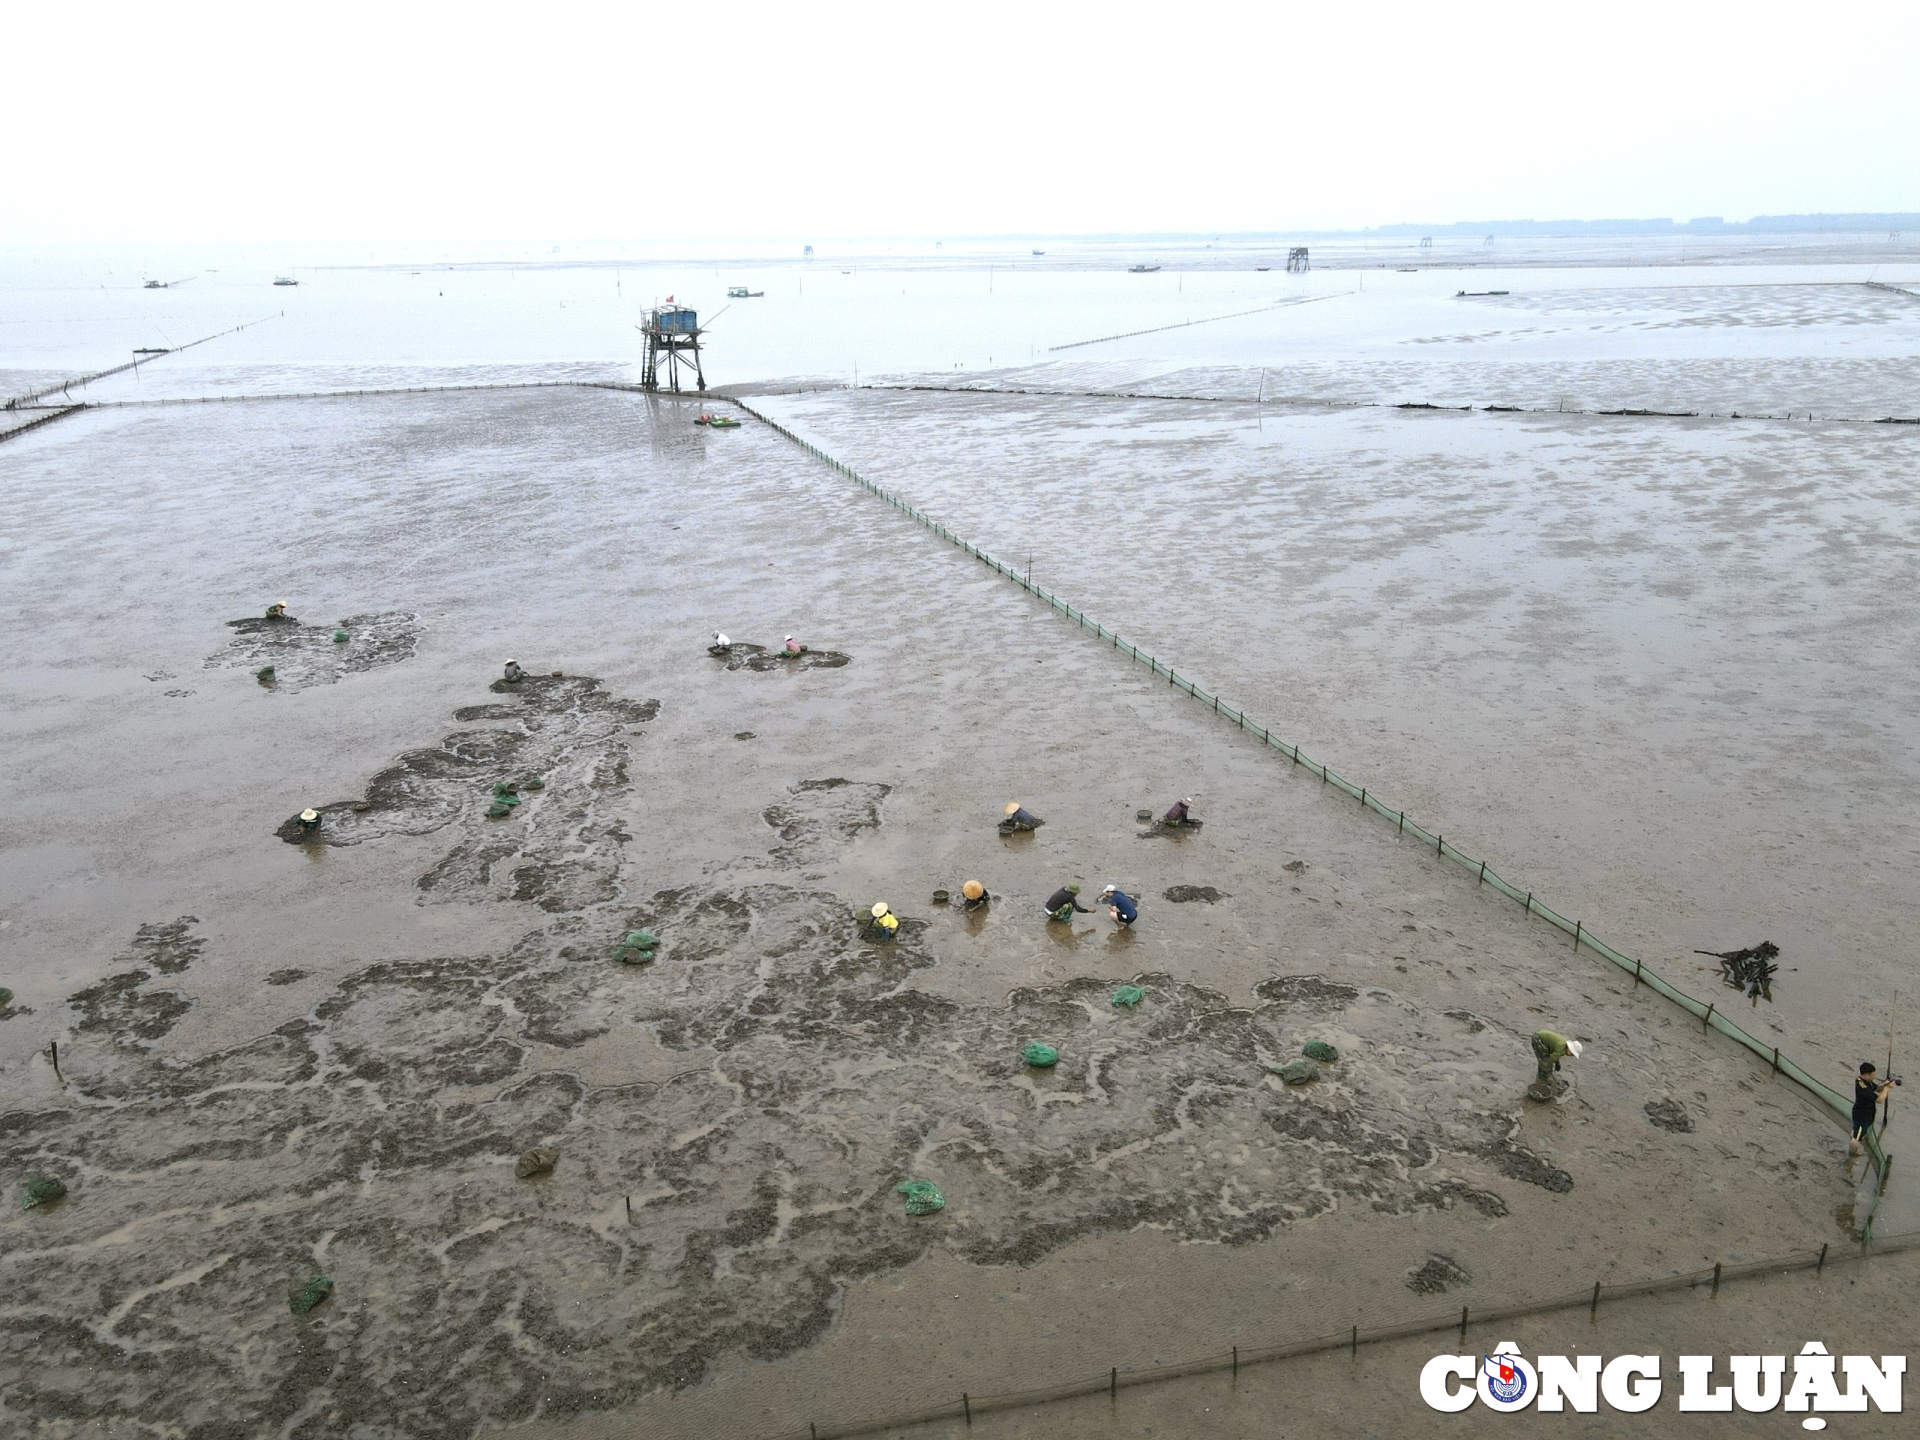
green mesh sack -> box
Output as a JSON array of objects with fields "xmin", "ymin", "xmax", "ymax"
[
  {"xmin": 522, "ymin": 775, "xmax": 545, "ymax": 791},
  {"xmin": 486, "ymin": 802, "xmax": 512, "ymax": 819},
  {"xmin": 1269, "ymin": 1058, "xmax": 1321, "ymax": 1085},
  {"xmin": 1022, "ymin": 1043, "xmax": 1060, "ymax": 1068},
  {"xmin": 1110, "ymin": 985, "xmax": 1146, "ymax": 1009},
  {"xmin": 332, "ymin": 630, "xmax": 349, "ymax": 643},
  {"xmin": 289, "ymin": 1274, "xmax": 334, "ymax": 1315},
  {"xmin": 255, "ymin": 666, "xmax": 275, "ymax": 682},
  {"xmin": 491, "ymin": 784, "xmax": 520, "ymax": 805},
  {"xmin": 1303, "ymin": 1040, "xmax": 1339, "ymax": 1063},
  {"xmin": 895, "ymin": 1180, "xmax": 945, "ymax": 1216},
  {"xmin": 22, "ymin": 1174, "xmax": 66, "ymax": 1209},
  {"xmin": 615, "ymin": 929, "xmax": 658, "ymax": 964},
  {"xmin": 0, "ymin": 987, "xmax": 13, "ymax": 1007}
]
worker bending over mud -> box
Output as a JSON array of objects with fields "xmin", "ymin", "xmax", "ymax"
[
  {"xmin": 1044, "ymin": 884, "xmax": 1089, "ymax": 922},
  {"xmin": 1100, "ymin": 884, "xmax": 1138, "ymax": 928},
  {"xmin": 503, "ymin": 658, "xmax": 527, "ymax": 684},
  {"xmin": 783, "ymin": 635, "xmax": 807, "ymax": 655},
  {"xmin": 709, "ymin": 632, "xmax": 731, "ymax": 654},
  {"xmin": 960, "ymin": 880, "xmax": 990, "ymax": 909},
  {"xmin": 1163, "ymin": 797, "xmax": 1197, "ymax": 827},
  {"xmin": 1001, "ymin": 802, "xmax": 1044, "ymax": 832},
  {"xmin": 1528, "ymin": 1029, "xmax": 1582, "ymax": 1100},
  {"xmin": 265, "ymin": 601, "xmax": 293, "ymax": 621}
]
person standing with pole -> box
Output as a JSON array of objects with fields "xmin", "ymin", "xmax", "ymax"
[{"xmin": 1853, "ymin": 1062, "xmax": 1896, "ymax": 1161}]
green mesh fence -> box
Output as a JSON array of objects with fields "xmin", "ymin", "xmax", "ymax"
[
  {"xmin": 741, "ymin": 1229, "xmax": 1918, "ymax": 1440},
  {"xmin": 731, "ymin": 397, "xmax": 1894, "ymax": 1224}
]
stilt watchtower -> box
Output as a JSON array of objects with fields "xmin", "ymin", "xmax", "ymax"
[{"xmin": 641, "ymin": 302, "xmax": 705, "ymax": 392}]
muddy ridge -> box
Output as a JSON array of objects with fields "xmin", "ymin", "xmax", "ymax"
[
  {"xmin": 9, "ymin": 897, "xmax": 1571, "ymax": 1436},
  {"xmin": 274, "ymin": 674, "xmax": 660, "ymax": 912},
  {"xmin": 712, "ymin": 641, "xmax": 852, "ymax": 672},
  {"xmin": 209, "ymin": 611, "xmax": 421, "ymax": 692},
  {"xmin": 2, "ymin": 676, "xmax": 1580, "ymax": 1438}
]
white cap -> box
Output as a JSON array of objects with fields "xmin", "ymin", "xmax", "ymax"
[
  {"xmin": 1100, "ymin": 883, "xmax": 1117, "ymax": 895},
  {"xmin": 1566, "ymin": 1040, "xmax": 1584, "ymax": 1058}
]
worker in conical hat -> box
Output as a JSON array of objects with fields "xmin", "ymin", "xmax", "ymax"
[
  {"xmin": 1001, "ymin": 802, "xmax": 1044, "ymax": 832},
  {"xmin": 961, "ymin": 879, "xmax": 989, "ymax": 909},
  {"xmin": 296, "ymin": 807, "xmax": 321, "ymax": 833},
  {"xmin": 265, "ymin": 600, "xmax": 293, "ymax": 621},
  {"xmin": 504, "ymin": 658, "xmax": 527, "ymax": 683},
  {"xmin": 1164, "ymin": 796, "xmax": 1197, "ymax": 826}
]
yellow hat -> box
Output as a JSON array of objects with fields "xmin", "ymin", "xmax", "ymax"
[
  {"xmin": 962, "ymin": 880, "xmax": 984, "ymax": 900},
  {"xmin": 870, "ymin": 902, "xmax": 889, "ymax": 918},
  {"xmin": 1004, "ymin": 802, "xmax": 1022, "ymax": 817}
]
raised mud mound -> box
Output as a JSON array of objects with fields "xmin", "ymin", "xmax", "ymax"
[
  {"xmin": 5, "ymin": 876, "xmax": 1572, "ymax": 1437},
  {"xmin": 275, "ymin": 675, "xmax": 660, "ymax": 912},
  {"xmin": 1164, "ymin": 885, "xmax": 1227, "ymax": 904},
  {"xmin": 209, "ymin": 611, "xmax": 420, "ymax": 691},
  {"xmin": 713, "ymin": 641, "xmax": 852, "ymax": 672},
  {"xmin": 762, "ymin": 777, "xmax": 892, "ymax": 861}
]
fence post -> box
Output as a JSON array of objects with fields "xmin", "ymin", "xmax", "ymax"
[
  {"xmin": 1478, "ymin": 860, "xmax": 1487, "ymax": 885},
  {"xmin": 1232, "ymin": 1346, "xmax": 1238, "ymax": 1378},
  {"xmin": 1590, "ymin": 1281, "xmax": 1601, "ymax": 1319},
  {"xmin": 1633, "ymin": 958, "xmax": 1643, "ymax": 988},
  {"xmin": 1817, "ymin": 1242, "xmax": 1829, "ymax": 1274},
  {"xmin": 1524, "ymin": 892, "xmax": 1533, "ymax": 915},
  {"xmin": 1771, "ymin": 1047, "xmax": 1780, "ymax": 1074},
  {"xmin": 1398, "ymin": 811, "xmax": 1405, "ymax": 834},
  {"xmin": 963, "ymin": 1393, "xmax": 972, "ymax": 1426},
  {"xmin": 1110, "ymin": 1367, "xmax": 1118, "ymax": 1400},
  {"xmin": 1711, "ymin": 1262, "xmax": 1722, "ymax": 1298},
  {"xmin": 1459, "ymin": 1306, "xmax": 1468, "ymax": 1345},
  {"xmin": 1359, "ymin": 787, "xmax": 1367, "ymax": 808},
  {"xmin": 1573, "ymin": 921, "xmax": 1583, "ymax": 950},
  {"xmin": 1437, "ymin": 833, "xmax": 1444, "ymax": 856},
  {"xmin": 1703, "ymin": 1003, "xmax": 1715, "ymax": 1032},
  {"xmin": 1350, "ymin": 1325, "xmax": 1358, "ymax": 1358}
]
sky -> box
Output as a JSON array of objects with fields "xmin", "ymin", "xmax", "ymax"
[{"xmin": 4, "ymin": 0, "xmax": 1916, "ymax": 244}]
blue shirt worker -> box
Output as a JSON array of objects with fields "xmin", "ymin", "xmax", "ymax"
[{"xmin": 1100, "ymin": 884, "xmax": 1138, "ymax": 927}]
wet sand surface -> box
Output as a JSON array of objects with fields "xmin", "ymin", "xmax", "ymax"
[
  {"xmin": 0, "ymin": 386, "xmax": 1895, "ymax": 1437},
  {"xmin": 758, "ymin": 363, "xmax": 1920, "ymax": 1098}
]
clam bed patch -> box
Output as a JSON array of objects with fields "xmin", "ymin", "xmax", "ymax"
[
  {"xmin": 4, "ymin": 672, "xmax": 1574, "ymax": 1437},
  {"xmin": 5, "ymin": 888, "xmax": 1569, "ymax": 1437},
  {"xmin": 209, "ymin": 610, "xmax": 421, "ymax": 691},
  {"xmin": 274, "ymin": 673, "xmax": 660, "ymax": 912}
]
